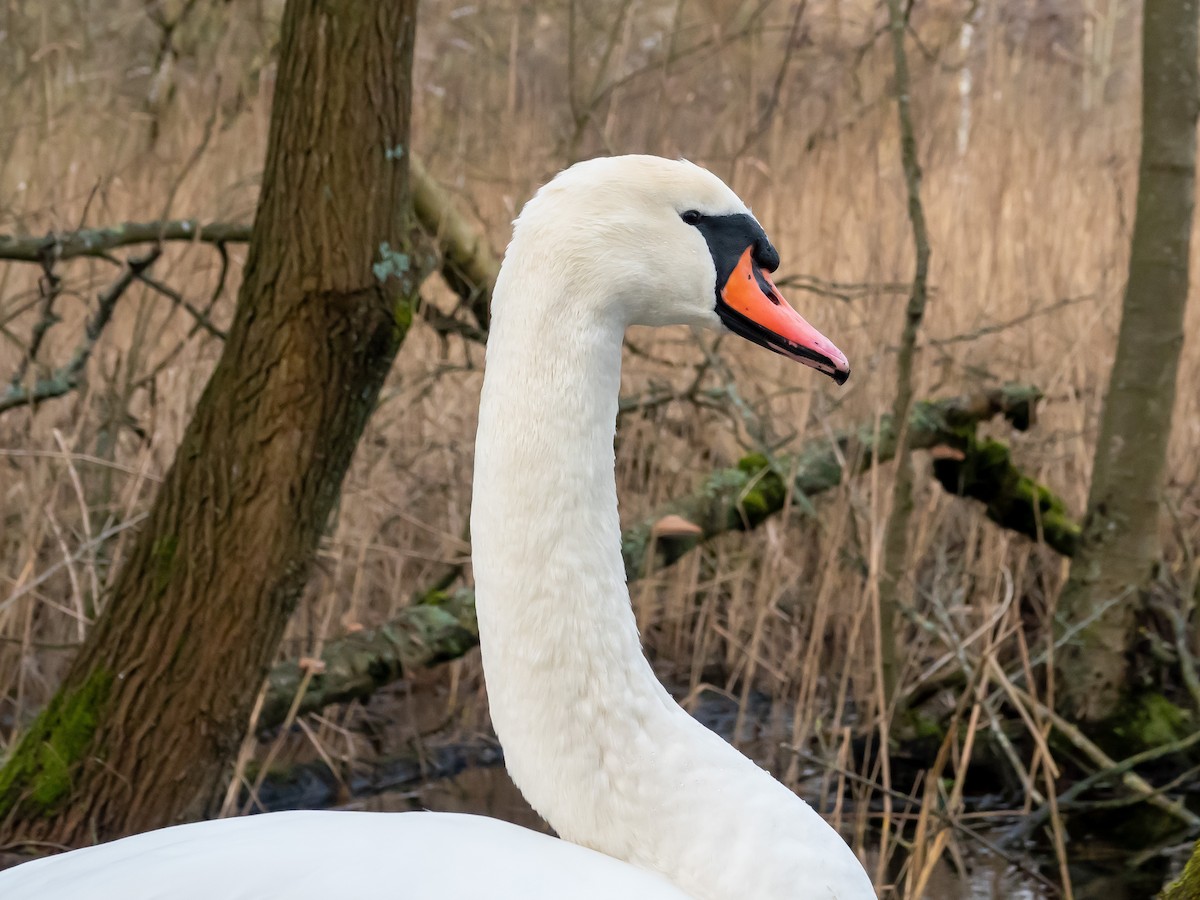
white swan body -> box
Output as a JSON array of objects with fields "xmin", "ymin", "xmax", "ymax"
[
  {"xmin": 0, "ymin": 155, "xmax": 871, "ymax": 899},
  {"xmin": 0, "ymin": 811, "xmax": 689, "ymax": 898}
]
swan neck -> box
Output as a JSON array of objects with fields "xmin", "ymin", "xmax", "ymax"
[
  {"xmin": 468, "ymin": 252, "xmax": 873, "ymax": 900},
  {"xmin": 470, "ymin": 269, "xmax": 674, "ymax": 828}
]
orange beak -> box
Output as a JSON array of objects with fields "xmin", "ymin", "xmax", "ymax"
[{"xmin": 717, "ymin": 248, "xmax": 850, "ymax": 384}]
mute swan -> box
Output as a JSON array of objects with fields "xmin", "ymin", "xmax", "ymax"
[{"xmin": 0, "ymin": 155, "xmax": 872, "ymax": 899}]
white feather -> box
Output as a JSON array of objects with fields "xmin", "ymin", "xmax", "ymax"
[{"xmin": 0, "ymin": 811, "xmax": 690, "ymax": 899}]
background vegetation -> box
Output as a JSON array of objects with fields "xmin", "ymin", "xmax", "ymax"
[{"xmin": 1, "ymin": 0, "xmax": 1198, "ymax": 896}]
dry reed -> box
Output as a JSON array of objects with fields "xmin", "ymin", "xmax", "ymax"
[{"xmin": 1, "ymin": 1, "xmax": 1197, "ymax": 896}]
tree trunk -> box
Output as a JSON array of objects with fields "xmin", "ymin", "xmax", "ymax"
[
  {"xmin": 877, "ymin": 0, "xmax": 933, "ymax": 709},
  {"xmin": 0, "ymin": 0, "xmax": 423, "ymax": 846},
  {"xmin": 1057, "ymin": 0, "xmax": 1199, "ymax": 723}
]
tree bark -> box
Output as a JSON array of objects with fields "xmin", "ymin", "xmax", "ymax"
[
  {"xmin": 877, "ymin": 0, "xmax": 933, "ymax": 709},
  {"xmin": 0, "ymin": 0, "xmax": 423, "ymax": 846},
  {"xmin": 1057, "ymin": 0, "xmax": 1199, "ymax": 724}
]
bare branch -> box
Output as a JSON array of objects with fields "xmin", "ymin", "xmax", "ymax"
[
  {"xmin": 9, "ymin": 261, "xmax": 64, "ymax": 389},
  {"xmin": 0, "ymin": 250, "xmax": 161, "ymax": 413},
  {"xmin": 0, "ymin": 220, "xmax": 251, "ymax": 264}
]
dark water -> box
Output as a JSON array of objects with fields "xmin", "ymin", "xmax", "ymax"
[
  {"xmin": 298, "ymin": 688, "xmax": 1183, "ymax": 898},
  {"xmin": 348, "ymin": 765, "xmax": 1050, "ymax": 898},
  {"xmin": 352, "ymin": 762, "xmax": 1184, "ymax": 897}
]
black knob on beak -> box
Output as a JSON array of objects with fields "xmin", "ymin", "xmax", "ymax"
[{"xmin": 753, "ymin": 238, "xmax": 780, "ymax": 273}]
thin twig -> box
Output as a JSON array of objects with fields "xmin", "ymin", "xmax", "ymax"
[
  {"xmin": 1005, "ymin": 681, "xmax": 1200, "ymax": 833},
  {"xmin": 925, "ymin": 295, "xmax": 1093, "ymax": 348},
  {"xmin": 0, "ymin": 513, "xmax": 150, "ymax": 616},
  {"xmin": 1003, "ymin": 727, "xmax": 1200, "ymax": 846},
  {"xmin": 788, "ymin": 748, "xmax": 1061, "ymax": 895},
  {"xmin": 128, "ymin": 264, "xmax": 227, "ymax": 340},
  {"xmin": 157, "ymin": 76, "xmax": 221, "ymax": 229},
  {"xmin": 732, "ymin": 1, "xmax": 808, "ymax": 161},
  {"xmin": 0, "ymin": 250, "xmax": 161, "ymax": 414},
  {"xmin": 774, "ymin": 272, "xmax": 911, "ymax": 303},
  {"xmin": 1153, "ymin": 598, "xmax": 1200, "ymax": 714}
]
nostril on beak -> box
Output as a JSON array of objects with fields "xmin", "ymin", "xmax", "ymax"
[{"xmin": 754, "ymin": 239, "xmax": 780, "ymax": 273}]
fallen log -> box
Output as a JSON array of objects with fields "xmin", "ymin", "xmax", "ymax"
[
  {"xmin": 261, "ymin": 384, "xmax": 1074, "ymax": 732},
  {"xmin": 619, "ymin": 384, "xmax": 1047, "ymax": 577},
  {"xmin": 261, "ymin": 592, "xmax": 477, "ymax": 730},
  {"xmin": 410, "ymin": 156, "xmax": 499, "ymax": 328},
  {"xmin": 931, "ymin": 434, "xmax": 1080, "ymax": 557}
]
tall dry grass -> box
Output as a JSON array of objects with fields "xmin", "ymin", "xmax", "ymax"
[{"xmin": 1, "ymin": 0, "xmax": 1198, "ymax": 895}]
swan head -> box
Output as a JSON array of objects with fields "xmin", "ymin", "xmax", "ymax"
[{"xmin": 510, "ymin": 155, "xmax": 850, "ymax": 384}]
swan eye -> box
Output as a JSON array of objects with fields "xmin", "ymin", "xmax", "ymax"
[{"xmin": 680, "ymin": 209, "xmax": 703, "ymax": 226}]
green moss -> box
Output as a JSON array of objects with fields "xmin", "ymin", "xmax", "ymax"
[
  {"xmin": 392, "ymin": 293, "xmax": 416, "ymax": 342},
  {"xmin": 932, "ymin": 435, "xmax": 1080, "ymax": 557},
  {"xmin": 739, "ymin": 488, "xmax": 769, "ymax": 521},
  {"xmin": 0, "ymin": 669, "xmax": 114, "ymax": 816},
  {"xmin": 735, "ymin": 454, "xmax": 786, "ymax": 528},
  {"xmin": 976, "ymin": 438, "xmax": 1010, "ymax": 470},
  {"xmin": 1161, "ymin": 841, "xmax": 1200, "ymax": 899},
  {"xmin": 737, "ymin": 453, "xmax": 770, "ymax": 474},
  {"xmin": 418, "ymin": 588, "xmax": 452, "ymax": 606},
  {"xmin": 896, "ymin": 707, "xmax": 947, "ymax": 746},
  {"xmin": 1108, "ymin": 691, "xmax": 1191, "ymax": 755}
]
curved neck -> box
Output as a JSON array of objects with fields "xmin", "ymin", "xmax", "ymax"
[
  {"xmin": 469, "ymin": 257, "xmax": 872, "ymax": 900},
  {"xmin": 471, "ymin": 264, "xmax": 676, "ymax": 829}
]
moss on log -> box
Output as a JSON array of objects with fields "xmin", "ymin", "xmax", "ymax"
[
  {"xmin": 1103, "ymin": 691, "xmax": 1194, "ymax": 758},
  {"xmin": 619, "ymin": 384, "xmax": 1043, "ymax": 577},
  {"xmin": 932, "ymin": 433, "xmax": 1081, "ymax": 557},
  {"xmin": 261, "ymin": 591, "xmax": 477, "ymax": 731}
]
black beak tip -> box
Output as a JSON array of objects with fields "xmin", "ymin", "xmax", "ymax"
[{"xmin": 832, "ymin": 366, "xmax": 850, "ymax": 386}]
